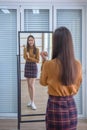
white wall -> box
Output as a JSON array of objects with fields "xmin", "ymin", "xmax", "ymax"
[{"xmin": 0, "ymin": 0, "xmax": 87, "ymax": 3}]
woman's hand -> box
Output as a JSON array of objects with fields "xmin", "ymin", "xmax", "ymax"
[
  {"xmin": 26, "ymin": 52, "xmax": 29, "ymax": 58},
  {"xmin": 23, "ymin": 44, "xmax": 25, "ymax": 48},
  {"xmin": 40, "ymin": 51, "xmax": 48, "ymax": 61}
]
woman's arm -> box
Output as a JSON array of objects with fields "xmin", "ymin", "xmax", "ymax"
[
  {"xmin": 27, "ymin": 48, "xmax": 40, "ymax": 63},
  {"xmin": 40, "ymin": 51, "xmax": 48, "ymax": 86},
  {"xmin": 23, "ymin": 46, "xmax": 27, "ymax": 60},
  {"xmin": 75, "ymin": 62, "xmax": 82, "ymax": 91},
  {"xmin": 40, "ymin": 61, "xmax": 48, "ymax": 86}
]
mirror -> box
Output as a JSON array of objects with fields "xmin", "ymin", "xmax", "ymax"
[{"xmin": 18, "ymin": 31, "xmax": 53, "ymax": 122}]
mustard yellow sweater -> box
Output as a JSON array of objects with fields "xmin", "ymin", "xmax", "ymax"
[
  {"xmin": 40, "ymin": 59, "xmax": 82, "ymax": 96},
  {"xmin": 23, "ymin": 47, "xmax": 40, "ymax": 63}
]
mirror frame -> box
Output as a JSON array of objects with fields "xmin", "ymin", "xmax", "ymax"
[{"xmin": 17, "ymin": 31, "xmax": 53, "ymax": 130}]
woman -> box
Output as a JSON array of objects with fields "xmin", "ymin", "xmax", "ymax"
[
  {"xmin": 23, "ymin": 35, "xmax": 39, "ymax": 110},
  {"xmin": 40, "ymin": 27, "xmax": 82, "ymax": 130}
]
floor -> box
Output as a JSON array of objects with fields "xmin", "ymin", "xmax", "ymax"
[{"xmin": 0, "ymin": 119, "xmax": 87, "ymax": 130}]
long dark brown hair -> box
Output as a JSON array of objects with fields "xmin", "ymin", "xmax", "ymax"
[
  {"xmin": 27, "ymin": 35, "xmax": 37, "ymax": 54},
  {"xmin": 52, "ymin": 26, "xmax": 77, "ymax": 86}
]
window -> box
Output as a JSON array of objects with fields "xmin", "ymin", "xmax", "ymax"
[
  {"xmin": 56, "ymin": 9, "xmax": 82, "ymax": 114},
  {"xmin": 0, "ymin": 9, "xmax": 17, "ymax": 113}
]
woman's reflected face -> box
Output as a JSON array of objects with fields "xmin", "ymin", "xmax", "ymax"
[{"xmin": 28, "ymin": 37, "xmax": 35, "ymax": 47}]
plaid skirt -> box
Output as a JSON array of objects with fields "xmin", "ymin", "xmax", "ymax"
[
  {"xmin": 46, "ymin": 95, "xmax": 77, "ymax": 130},
  {"xmin": 24, "ymin": 61, "xmax": 38, "ymax": 78}
]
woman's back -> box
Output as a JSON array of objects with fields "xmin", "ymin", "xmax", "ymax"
[{"xmin": 40, "ymin": 58, "xmax": 82, "ymax": 96}]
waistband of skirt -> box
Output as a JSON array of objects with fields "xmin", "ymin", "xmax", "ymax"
[
  {"xmin": 26, "ymin": 61, "xmax": 36, "ymax": 64},
  {"xmin": 49, "ymin": 95, "xmax": 73, "ymax": 101}
]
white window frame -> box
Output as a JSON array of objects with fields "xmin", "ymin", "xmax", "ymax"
[
  {"xmin": 20, "ymin": 4, "xmax": 52, "ymax": 31},
  {"xmin": 0, "ymin": 3, "xmax": 20, "ymax": 117},
  {"xmin": 54, "ymin": 4, "xmax": 86, "ymax": 118}
]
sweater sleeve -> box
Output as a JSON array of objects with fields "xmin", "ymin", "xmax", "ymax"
[
  {"xmin": 75, "ymin": 62, "xmax": 82, "ymax": 91},
  {"xmin": 69, "ymin": 61, "xmax": 82, "ymax": 95},
  {"xmin": 23, "ymin": 47, "xmax": 27, "ymax": 60},
  {"xmin": 27, "ymin": 48, "xmax": 40, "ymax": 63},
  {"xmin": 40, "ymin": 61, "xmax": 48, "ymax": 86},
  {"xmin": 68, "ymin": 61, "xmax": 82, "ymax": 95}
]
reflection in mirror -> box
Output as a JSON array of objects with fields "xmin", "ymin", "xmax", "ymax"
[{"xmin": 19, "ymin": 32, "xmax": 52, "ymax": 121}]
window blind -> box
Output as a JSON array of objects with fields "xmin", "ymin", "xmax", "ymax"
[
  {"xmin": 0, "ymin": 9, "xmax": 17, "ymax": 113},
  {"xmin": 24, "ymin": 9, "xmax": 49, "ymax": 31}
]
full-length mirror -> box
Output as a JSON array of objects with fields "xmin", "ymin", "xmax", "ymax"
[{"xmin": 19, "ymin": 31, "xmax": 52, "ymax": 121}]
